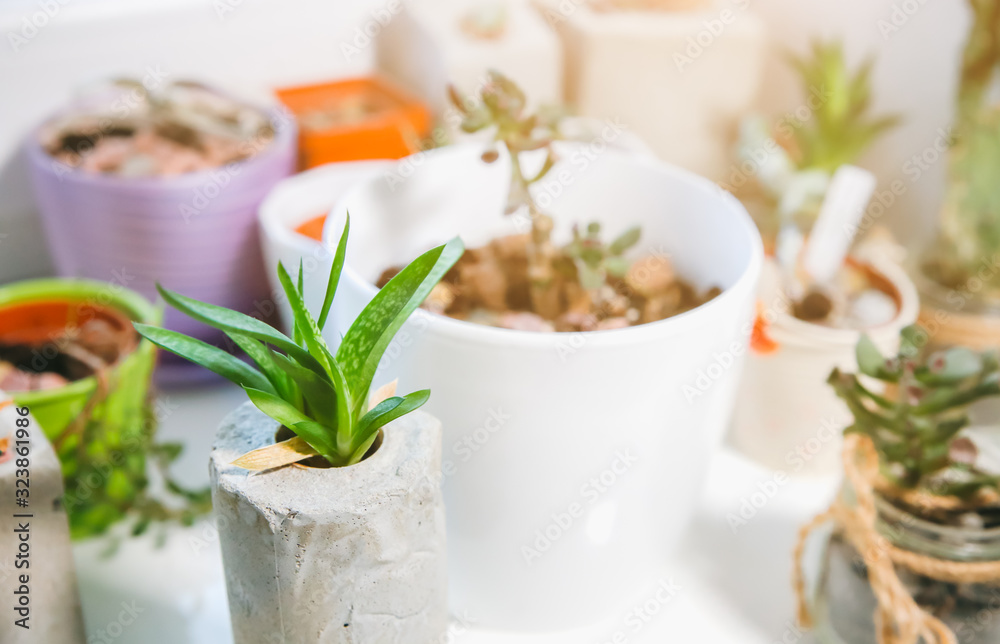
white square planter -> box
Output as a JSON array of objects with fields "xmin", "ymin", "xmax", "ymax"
[
  {"xmin": 210, "ymin": 403, "xmax": 448, "ymax": 644},
  {"xmin": 377, "ymin": 0, "xmax": 563, "ymax": 115},
  {"xmin": 0, "ymin": 401, "xmax": 84, "ymax": 644},
  {"xmin": 546, "ymin": 1, "xmax": 766, "ymax": 181}
]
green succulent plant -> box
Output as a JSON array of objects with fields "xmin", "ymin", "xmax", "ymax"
[
  {"xmin": 449, "ymin": 70, "xmax": 642, "ymax": 317},
  {"xmin": 828, "ymin": 325, "xmax": 1000, "ymax": 498},
  {"xmin": 135, "ymin": 216, "xmax": 463, "ymax": 467},
  {"xmin": 785, "ymin": 41, "xmax": 900, "ymax": 174},
  {"xmin": 928, "ymin": 0, "xmax": 1000, "ymax": 290},
  {"xmin": 563, "ymin": 222, "xmax": 641, "ymax": 290}
]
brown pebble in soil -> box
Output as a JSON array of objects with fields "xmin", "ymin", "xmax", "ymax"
[{"xmin": 794, "ymin": 290, "xmax": 834, "ymax": 322}]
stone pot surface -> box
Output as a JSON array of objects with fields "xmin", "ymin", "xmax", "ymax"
[{"xmin": 210, "ymin": 403, "xmax": 447, "ymax": 644}]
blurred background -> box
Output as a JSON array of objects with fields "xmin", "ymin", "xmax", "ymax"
[{"xmin": 0, "ymin": 0, "xmax": 971, "ymax": 283}]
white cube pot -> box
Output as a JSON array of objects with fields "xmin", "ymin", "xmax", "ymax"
[
  {"xmin": 210, "ymin": 403, "xmax": 448, "ymax": 644},
  {"xmin": 324, "ymin": 143, "xmax": 763, "ymax": 630},
  {"xmin": 545, "ymin": 1, "xmax": 766, "ymax": 182},
  {"xmin": 377, "ymin": 0, "xmax": 563, "ymax": 116},
  {"xmin": 258, "ymin": 160, "xmax": 394, "ymax": 332},
  {"xmin": 0, "ymin": 401, "xmax": 84, "ymax": 644},
  {"xmin": 730, "ymin": 257, "xmax": 919, "ymax": 476},
  {"xmin": 72, "ymin": 521, "xmax": 231, "ymax": 644}
]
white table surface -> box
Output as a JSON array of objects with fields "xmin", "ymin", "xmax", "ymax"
[{"xmin": 72, "ymin": 382, "xmax": 838, "ymax": 644}]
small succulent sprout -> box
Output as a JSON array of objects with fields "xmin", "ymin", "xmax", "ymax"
[
  {"xmin": 135, "ymin": 215, "xmax": 464, "ymax": 468},
  {"xmin": 564, "ymin": 223, "xmax": 641, "ymax": 290},
  {"xmin": 787, "ymin": 41, "xmax": 901, "ymax": 174},
  {"xmin": 829, "ymin": 324, "xmax": 1000, "ymax": 497}
]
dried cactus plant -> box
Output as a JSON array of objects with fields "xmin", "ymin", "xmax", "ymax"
[
  {"xmin": 926, "ymin": 0, "xmax": 1000, "ymax": 291},
  {"xmin": 828, "ymin": 325, "xmax": 1000, "ymax": 499}
]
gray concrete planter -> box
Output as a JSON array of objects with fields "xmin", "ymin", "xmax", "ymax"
[{"xmin": 209, "ymin": 402, "xmax": 448, "ymax": 644}]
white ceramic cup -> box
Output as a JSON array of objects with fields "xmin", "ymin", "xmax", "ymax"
[
  {"xmin": 730, "ymin": 256, "xmax": 919, "ymax": 476},
  {"xmin": 324, "ymin": 144, "xmax": 763, "ymax": 631}
]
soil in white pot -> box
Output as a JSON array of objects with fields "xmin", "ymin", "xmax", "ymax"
[
  {"xmin": 376, "ymin": 232, "xmax": 720, "ymax": 332},
  {"xmin": 786, "ymin": 260, "xmax": 900, "ymax": 330}
]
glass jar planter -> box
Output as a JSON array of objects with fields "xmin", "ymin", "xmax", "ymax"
[{"xmin": 810, "ymin": 489, "xmax": 1000, "ymax": 644}]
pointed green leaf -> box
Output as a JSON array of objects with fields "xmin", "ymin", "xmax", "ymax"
[
  {"xmin": 318, "ymin": 214, "xmax": 350, "ymax": 331},
  {"xmin": 134, "ymin": 323, "xmax": 276, "ymax": 394},
  {"xmin": 354, "ymin": 390, "xmax": 430, "ymax": 451},
  {"xmin": 226, "ymin": 332, "xmax": 293, "ymax": 401},
  {"xmin": 156, "ymin": 284, "xmax": 318, "ymax": 370},
  {"xmin": 608, "ymin": 226, "xmax": 642, "ymax": 255},
  {"xmin": 336, "ymin": 238, "xmax": 464, "ymax": 411},
  {"xmin": 277, "ymin": 261, "xmax": 335, "ymax": 379}
]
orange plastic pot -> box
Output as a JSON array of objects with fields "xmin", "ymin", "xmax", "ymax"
[
  {"xmin": 294, "ymin": 213, "xmax": 327, "ymax": 242},
  {"xmin": 276, "ymin": 77, "xmax": 431, "ymax": 169}
]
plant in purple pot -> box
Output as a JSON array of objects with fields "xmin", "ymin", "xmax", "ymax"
[{"xmin": 26, "ymin": 78, "xmax": 298, "ymax": 383}]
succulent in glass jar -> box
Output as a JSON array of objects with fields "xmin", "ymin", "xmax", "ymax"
[{"xmin": 796, "ymin": 326, "xmax": 1000, "ymax": 644}]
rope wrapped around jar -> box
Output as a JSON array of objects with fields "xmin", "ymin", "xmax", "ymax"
[{"xmin": 792, "ymin": 434, "xmax": 1000, "ymax": 644}]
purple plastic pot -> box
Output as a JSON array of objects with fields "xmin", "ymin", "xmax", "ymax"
[{"xmin": 26, "ymin": 103, "xmax": 297, "ymax": 384}]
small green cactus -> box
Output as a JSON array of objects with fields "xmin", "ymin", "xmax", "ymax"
[{"xmin": 829, "ymin": 326, "xmax": 1000, "ymax": 498}]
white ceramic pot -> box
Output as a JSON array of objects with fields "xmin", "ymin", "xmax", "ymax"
[
  {"xmin": 72, "ymin": 521, "xmax": 231, "ymax": 644},
  {"xmin": 323, "ymin": 143, "xmax": 763, "ymax": 630},
  {"xmin": 258, "ymin": 161, "xmax": 394, "ymax": 332},
  {"xmin": 729, "ymin": 256, "xmax": 919, "ymax": 476}
]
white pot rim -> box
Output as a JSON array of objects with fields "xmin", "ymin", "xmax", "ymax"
[
  {"xmin": 330, "ymin": 143, "xmax": 764, "ymax": 349},
  {"xmin": 258, "ymin": 159, "xmax": 396, "ymax": 259},
  {"xmin": 767, "ymin": 257, "xmax": 920, "ymax": 347}
]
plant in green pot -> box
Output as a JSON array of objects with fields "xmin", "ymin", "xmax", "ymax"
[
  {"xmin": 0, "ymin": 278, "xmax": 209, "ymax": 540},
  {"xmin": 918, "ymin": 0, "xmax": 1000, "ymax": 351},
  {"xmin": 135, "ymin": 216, "xmax": 462, "ymax": 644},
  {"xmin": 794, "ymin": 326, "xmax": 1000, "ymax": 644}
]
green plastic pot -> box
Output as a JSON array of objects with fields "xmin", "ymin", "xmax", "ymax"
[
  {"xmin": 0, "ymin": 278, "xmax": 163, "ymax": 538},
  {"xmin": 0, "ymin": 278, "xmax": 159, "ymax": 440}
]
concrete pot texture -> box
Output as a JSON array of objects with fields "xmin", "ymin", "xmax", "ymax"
[
  {"xmin": 324, "ymin": 143, "xmax": 763, "ymax": 630},
  {"xmin": 25, "ymin": 90, "xmax": 297, "ymax": 383},
  {"xmin": 210, "ymin": 403, "xmax": 448, "ymax": 644},
  {"xmin": 729, "ymin": 256, "xmax": 919, "ymax": 476}
]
